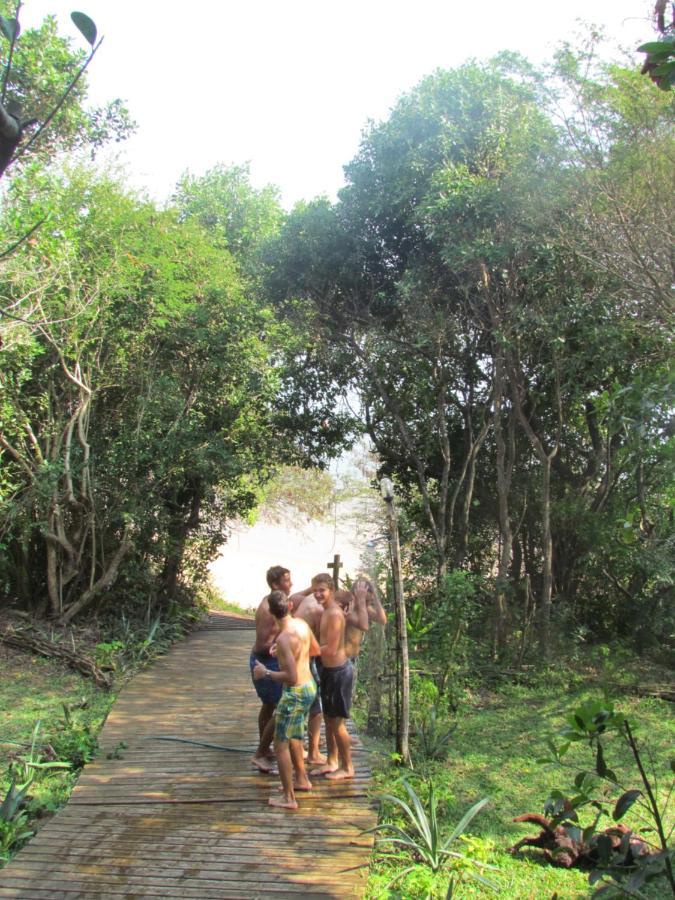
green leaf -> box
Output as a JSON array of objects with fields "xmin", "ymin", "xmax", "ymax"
[
  {"xmin": 582, "ymin": 824, "xmax": 597, "ymax": 843},
  {"xmin": 0, "ymin": 15, "xmax": 19, "ymax": 43},
  {"xmin": 636, "ymin": 41, "xmax": 674, "ymax": 55},
  {"xmin": 595, "ymin": 743, "xmax": 607, "ymax": 777},
  {"xmin": 652, "ymin": 60, "xmax": 675, "ymax": 76},
  {"xmin": 443, "ymin": 797, "xmax": 490, "ymax": 847},
  {"xmin": 595, "ymin": 832, "xmax": 613, "ymax": 866},
  {"xmin": 626, "ymin": 867, "xmax": 647, "ymax": 891},
  {"xmin": 565, "ymin": 825, "xmax": 583, "ymax": 845},
  {"xmin": 613, "ymin": 789, "xmax": 641, "ymax": 821},
  {"xmin": 71, "ymin": 12, "xmax": 97, "ymax": 46}
]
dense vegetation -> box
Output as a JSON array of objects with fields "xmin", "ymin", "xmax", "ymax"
[
  {"xmin": 265, "ymin": 42, "xmax": 674, "ymax": 663},
  {"xmin": 0, "ymin": 6, "xmax": 349, "ymax": 627},
  {"xmin": 0, "ymin": 3, "xmax": 673, "ymax": 896}
]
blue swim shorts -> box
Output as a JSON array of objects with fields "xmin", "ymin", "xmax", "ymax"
[{"xmin": 249, "ymin": 649, "xmax": 282, "ymax": 706}]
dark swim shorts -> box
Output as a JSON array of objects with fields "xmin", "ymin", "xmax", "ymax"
[
  {"xmin": 320, "ymin": 659, "xmax": 354, "ymax": 719},
  {"xmin": 249, "ymin": 650, "xmax": 282, "ymax": 706},
  {"xmin": 309, "ymin": 656, "xmax": 322, "ymax": 717}
]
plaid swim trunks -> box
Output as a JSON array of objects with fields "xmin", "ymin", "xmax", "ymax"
[{"xmin": 274, "ymin": 680, "xmax": 317, "ymax": 743}]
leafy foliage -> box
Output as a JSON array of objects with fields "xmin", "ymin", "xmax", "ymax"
[
  {"xmin": 0, "ymin": 720, "xmax": 71, "ymax": 861},
  {"xmin": 0, "ymin": 160, "xmax": 321, "ymax": 620},
  {"xmin": 0, "ymin": 2, "xmax": 134, "ymax": 178},
  {"xmin": 535, "ymin": 699, "xmax": 675, "ymax": 896},
  {"xmin": 638, "ymin": 0, "xmax": 675, "ymax": 90},
  {"xmin": 367, "ymin": 778, "xmax": 496, "ymax": 892},
  {"xmin": 49, "ymin": 703, "xmax": 97, "ymax": 769}
]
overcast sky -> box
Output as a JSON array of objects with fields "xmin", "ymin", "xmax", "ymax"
[{"xmin": 22, "ymin": 1, "xmax": 651, "ymax": 208}]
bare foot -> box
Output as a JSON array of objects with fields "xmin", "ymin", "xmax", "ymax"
[
  {"xmin": 277, "ymin": 780, "xmax": 312, "ymax": 792},
  {"xmin": 307, "ymin": 753, "xmax": 327, "ymax": 766},
  {"xmin": 251, "ymin": 755, "xmax": 273, "ymax": 773},
  {"xmin": 325, "ymin": 768, "xmax": 355, "ymax": 781},
  {"xmin": 269, "ymin": 796, "xmax": 298, "ymax": 810},
  {"xmin": 310, "ymin": 763, "xmax": 338, "ymax": 776}
]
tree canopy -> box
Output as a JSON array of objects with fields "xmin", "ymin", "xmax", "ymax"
[{"xmin": 0, "ymin": 17, "xmax": 672, "ymax": 665}]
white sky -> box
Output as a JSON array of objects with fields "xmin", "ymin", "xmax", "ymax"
[
  {"xmin": 209, "ymin": 516, "xmax": 364, "ymax": 610},
  {"xmin": 22, "ymin": 0, "xmax": 651, "ymax": 209}
]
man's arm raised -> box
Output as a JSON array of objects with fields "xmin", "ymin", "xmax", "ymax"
[
  {"xmin": 346, "ymin": 579, "xmax": 370, "ymax": 632},
  {"xmin": 367, "ymin": 580, "xmax": 387, "ymax": 626}
]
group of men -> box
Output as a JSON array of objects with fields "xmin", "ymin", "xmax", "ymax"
[{"xmin": 248, "ymin": 565, "xmax": 386, "ymax": 810}]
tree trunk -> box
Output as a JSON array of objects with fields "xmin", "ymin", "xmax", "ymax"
[
  {"xmin": 539, "ymin": 456, "xmax": 554, "ymax": 657},
  {"xmin": 492, "ymin": 374, "xmax": 515, "ymax": 659},
  {"xmin": 159, "ymin": 487, "xmax": 201, "ymax": 603},
  {"xmin": 506, "ymin": 359, "xmax": 559, "ymax": 662},
  {"xmin": 60, "ymin": 524, "xmax": 133, "ymax": 623},
  {"xmin": 384, "ymin": 495, "xmax": 410, "ymax": 766},
  {"xmin": 366, "ymin": 622, "xmax": 385, "ymax": 732}
]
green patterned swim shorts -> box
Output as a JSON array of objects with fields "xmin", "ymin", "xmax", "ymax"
[{"xmin": 274, "ymin": 680, "xmax": 317, "ymax": 743}]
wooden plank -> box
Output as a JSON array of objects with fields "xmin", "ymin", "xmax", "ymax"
[{"xmin": 0, "ymin": 613, "xmax": 376, "ymax": 898}]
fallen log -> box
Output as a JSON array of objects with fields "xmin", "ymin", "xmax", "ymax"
[
  {"xmin": 606, "ymin": 682, "xmax": 675, "ymax": 703},
  {"xmin": 510, "ymin": 813, "xmax": 657, "ymax": 869},
  {"xmin": 0, "ymin": 624, "xmax": 112, "ymax": 690}
]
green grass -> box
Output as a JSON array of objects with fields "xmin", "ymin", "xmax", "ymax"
[
  {"xmin": 361, "ymin": 679, "xmax": 675, "ymax": 899},
  {"xmin": 0, "ymin": 608, "xmax": 197, "ymax": 864},
  {"xmin": 0, "ymin": 647, "xmax": 116, "ymax": 837},
  {"xmin": 207, "ymin": 595, "xmax": 255, "ymax": 616},
  {"xmin": 197, "ymin": 580, "xmax": 254, "ymax": 617}
]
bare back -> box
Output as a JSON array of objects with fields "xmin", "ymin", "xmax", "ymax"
[
  {"xmin": 276, "ymin": 617, "xmax": 313, "ymax": 686},
  {"xmin": 344, "ymin": 623, "xmax": 365, "ymax": 659},
  {"xmin": 253, "ymin": 595, "xmax": 279, "ymax": 654},
  {"xmin": 294, "ymin": 594, "xmax": 323, "ymax": 640}
]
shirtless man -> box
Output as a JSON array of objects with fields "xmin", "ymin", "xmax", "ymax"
[
  {"xmin": 253, "ymin": 591, "xmax": 320, "ymax": 810},
  {"xmin": 311, "ymin": 572, "xmax": 355, "ymax": 781},
  {"xmin": 250, "ymin": 565, "xmax": 291, "ymax": 773},
  {"xmin": 337, "ymin": 578, "xmax": 387, "ymax": 659},
  {"xmin": 293, "ymin": 587, "xmax": 327, "ymax": 765}
]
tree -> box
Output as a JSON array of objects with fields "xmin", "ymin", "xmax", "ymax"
[
  {"xmin": 173, "ymin": 164, "xmax": 283, "ymax": 277},
  {"xmin": 0, "ymin": 2, "xmax": 133, "ymax": 180},
  {"xmin": 0, "ymin": 165, "xmax": 283, "ymax": 619},
  {"xmin": 266, "ymin": 50, "xmax": 674, "ymax": 662}
]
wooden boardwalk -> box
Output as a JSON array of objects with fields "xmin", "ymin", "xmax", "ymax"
[{"xmin": 0, "ymin": 613, "xmax": 376, "ymax": 898}]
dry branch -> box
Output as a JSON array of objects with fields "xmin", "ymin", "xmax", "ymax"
[{"xmin": 0, "ymin": 624, "xmax": 112, "ymax": 689}]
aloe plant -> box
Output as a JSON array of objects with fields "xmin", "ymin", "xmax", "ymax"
[
  {"xmin": 416, "ymin": 707, "xmax": 457, "ymax": 761},
  {"xmin": 367, "ymin": 778, "xmax": 498, "ymax": 891},
  {"xmin": 1, "ymin": 721, "xmax": 73, "ymax": 862}
]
